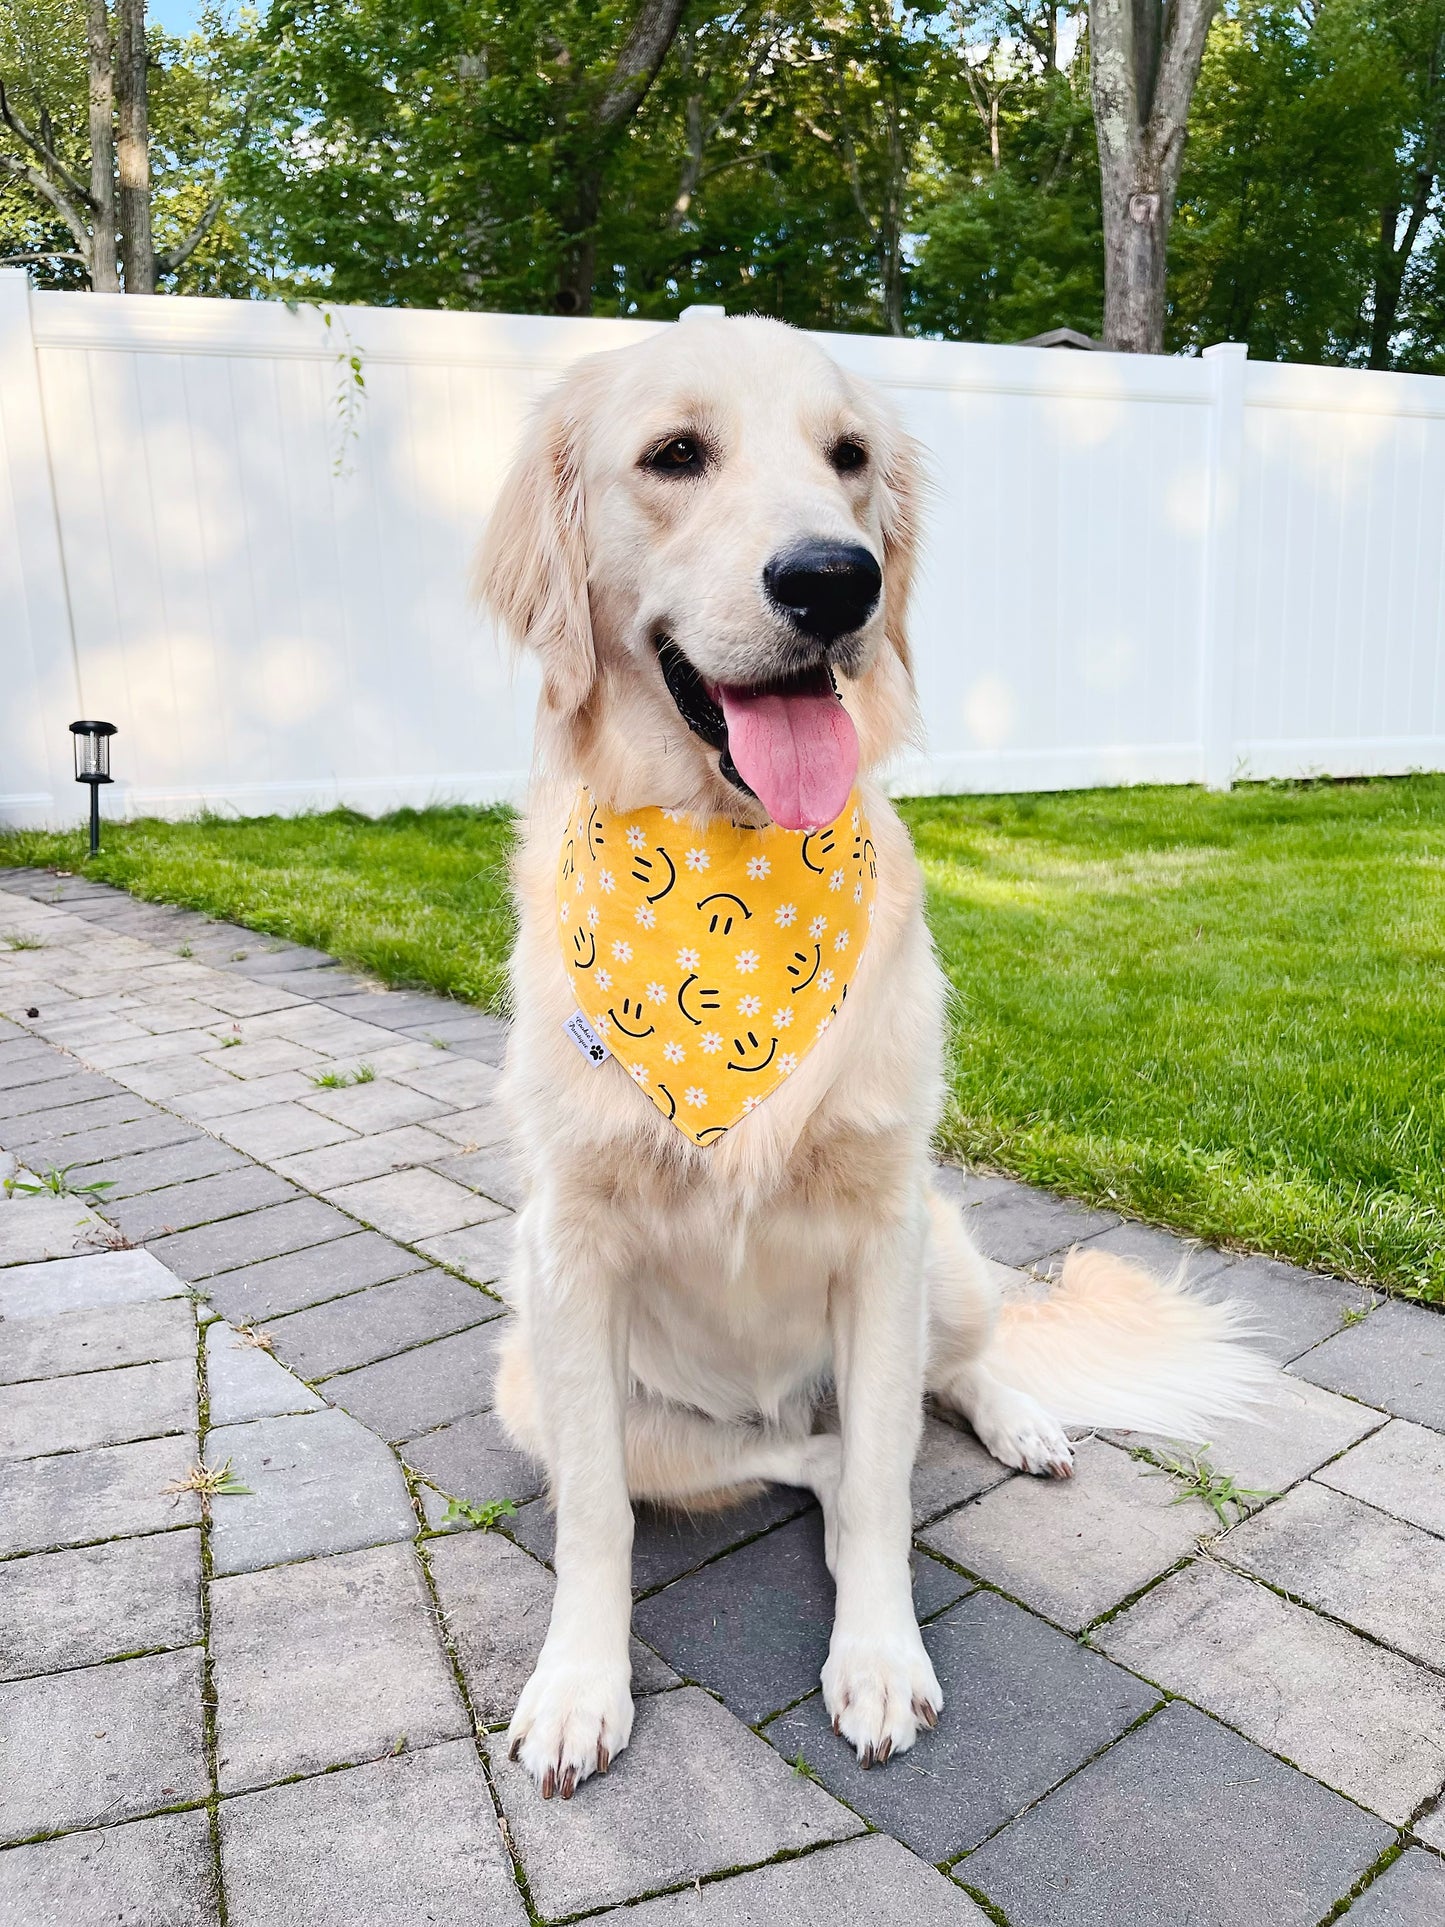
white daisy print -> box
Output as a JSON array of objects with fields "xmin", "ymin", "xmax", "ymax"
[
  {"xmin": 867, "ymin": 901, "xmax": 875, "ymax": 923},
  {"xmin": 818, "ymin": 968, "xmax": 835, "ymax": 992},
  {"xmin": 611, "ymin": 939, "xmax": 633, "ymax": 963},
  {"xmin": 684, "ymin": 1086, "xmax": 707, "ymax": 1107},
  {"xmin": 593, "ymin": 1011, "xmax": 612, "ymax": 1034},
  {"xmin": 560, "ymin": 902, "xmax": 571, "ymax": 923},
  {"xmin": 662, "ymin": 1040, "xmax": 685, "ymax": 1064},
  {"xmin": 828, "ymin": 867, "xmax": 845, "ymax": 892},
  {"xmin": 853, "ymin": 881, "xmax": 864, "ymax": 904},
  {"xmin": 834, "ymin": 929, "xmax": 851, "ymax": 952},
  {"xmin": 634, "ymin": 904, "xmax": 657, "ymax": 929},
  {"xmin": 700, "ymin": 1030, "xmax": 723, "ymax": 1054},
  {"xmin": 598, "ymin": 868, "xmax": 616, "ymax": 894},
  {"xmin": 735, "ymin": 949, "xmax": 759, "ymax": 974},
  {"xmin": 851, "ymin": 808, "xmax": 861, "ymax": 830},
  {"xmin": 661, "ymin": 808, "xmax": 686, "ymax": 822},
  {"xmin": 773, "ymin": 1007, "xmax": 793, "ymax": 1029},
  {"xmin": 774, "ymin": 902, "xmax": 797, "ymax": 928},
  {"xmin": 646, "ymin": 981, "xmax": 669, "ymax": 1004},
  {"xmin": 575, "ymin": 874, "xmax": 585, "ymax": 894},
  {"xmin": 587, "ymin": 906, "xmax": 600, "ymax": 929},
  {"xmin": 742, "ymin": 1095, "xmax": 762, "ymax": 1113},
  {"xmin": 808, "ymin": 915, "xmax": 828, "ymax": 940},
  {"xmin": 626, "ymin": 825, "xmax": 647, "ymax": 850},
  {"xmin": 779, "ymin": 1052, "xmax": 798, "ymax": 1075},
  {"xmin": 594, "ymin": 967, "xmax": 612, "ymax": 991},
  {"xmin": 738, "ymin": 994, "xmax": 761, "ymax": 1018},
  {"xmin": 629, "ymin": 1062, "xmax": 649, "ymax": 1085},
  {"xmin": 816, "ymin": 1013, "xmax": 833, "ymax": 1035},
  {"xmin": 746, "ymin": 855, "xmax": 771, "ymax": 880},
  {"xmin": 685, "ymin": 848, "xmax": 710, "ymax": 872},
  {"xmin": 677, "ymin": 947, "xmax": 700, "ymax": 971}
]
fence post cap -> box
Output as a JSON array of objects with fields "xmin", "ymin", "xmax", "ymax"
[
  {"xmin": 679, "ymin": 305, "xmax": 726, "ymax": 324},
  {"xmin": 1202, "ymin": 341, "xmax": 1249, "ymax": 360}
]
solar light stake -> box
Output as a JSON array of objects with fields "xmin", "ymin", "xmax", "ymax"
[{"xmin": 70, "ymin": 721, "xmax": 116, "ymax": 857}]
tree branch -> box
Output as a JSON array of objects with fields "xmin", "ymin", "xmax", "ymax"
[
  {"xmin": 0, "ymin": 77, "xmax": 95, "ymax": 207},
  {"xmin": 0, "ymin": 150, "xmax": 93, "ymax": 259},
  {"xmin": 597, "ymin": 0, "xmax": 690, "ymax": 130},
  {"xmin": 156, "ymin": 191, "xmax": 225, "ymax": 274}
]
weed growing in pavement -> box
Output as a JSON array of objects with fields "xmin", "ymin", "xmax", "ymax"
[
  {"xmin": 2, "ymin": 933, "xmax": 44, "ymax": 950},
  {"xmin": 1131, "ymin": 1444, "xmax": 1278, "ymax": 1529},
  {"xmin": 311, "ymin": 1064, "xmax": 375, "ymax": 1089},
  {"xmin": 161, "ymin": 1458, "xmax": 253, "ymax": 1519},
  {"xmin": 4, "ymin": 1162, "xmax": 115, "ymax": 1201}
]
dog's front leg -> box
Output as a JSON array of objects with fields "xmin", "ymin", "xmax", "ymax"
[
  {"xmin": 506, "ymin": 1206, "xmax": 634, "ymax": 1799},
  {"xmin": 823, "ymin": 1201, "xmax": 943, "ymax": 1765}
]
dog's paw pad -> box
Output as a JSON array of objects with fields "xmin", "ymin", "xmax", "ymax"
[
  {"xmin": 822, "ymin": 1632, "xmax": 942, "ymax": 1767},
  {"xmin": 506, "ymin": 1659, "xmax": 633, "ymax": 1800}
]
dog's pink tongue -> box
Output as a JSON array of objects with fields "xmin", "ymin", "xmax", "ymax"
[{"xmin": 716, "ymin": 682, "xmax": 858, "ymax": 831}]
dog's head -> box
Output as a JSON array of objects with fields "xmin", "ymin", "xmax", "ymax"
[{"xmin": 477, "ymin": 315, "xmax": 924, "ymax": 828}]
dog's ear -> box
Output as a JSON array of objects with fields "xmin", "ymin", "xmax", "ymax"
[
  {"xmin": 876, "ymin": 418, "xmax": 925, "ymax": 675},
  {"xmin": 475, "ymin": 377, "xmax": 595, "ymax": 716}
]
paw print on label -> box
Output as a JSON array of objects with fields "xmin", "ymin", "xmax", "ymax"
[
  {"xmin": 685, "ymin": 848, "xmax": 710, "ymax": 872},
  {"xmin": 775, "ymin": 902, "xmax": 796, "ymax": 927},
  {"xmin": 735, "ymin": 949, "xmax": 759, "ymax": 974},
  {"xmin": 808, "ymin": 915, "xmax": 827, "ymax": 940},
  {"xmin": 738, "ymin": 994, "xmax": 761, "ymax": 1018},
  {"xmin": 663, "ymin": 1040, "xmax": 685, "ymax": 1064},
  {"xmin": 746, "ymin": 855, "xmax": 771, "ymax": 880}
]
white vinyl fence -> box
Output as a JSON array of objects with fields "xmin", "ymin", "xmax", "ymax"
[{"xmin": 3, "ymin": 267, "xmax": 1444, "ymax": 829}]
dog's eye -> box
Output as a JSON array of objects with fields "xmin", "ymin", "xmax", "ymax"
[
  {"xmin": 645, "ymin": 436, "xmax": 704, "ymax": 475},
  {"xmin": 829, "ymin": 438, "xmax": 868, "ymax": 474}
]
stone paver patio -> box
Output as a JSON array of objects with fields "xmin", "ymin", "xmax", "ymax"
[{"xmin": 1, "ymin": 866, "xmax": 1443, "ymax": 1925}]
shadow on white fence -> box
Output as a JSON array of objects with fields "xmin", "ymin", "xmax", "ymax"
[{"xmin": 3, "ymin": 267, "xmax": 1444, "ymax": 828}]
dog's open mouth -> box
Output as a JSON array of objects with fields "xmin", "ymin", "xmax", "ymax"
[{"xmin": 656, "ymin": 639, "xmax": 858, "ymax": 831}]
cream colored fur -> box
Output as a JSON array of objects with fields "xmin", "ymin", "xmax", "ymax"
[{"xmin": 476, "ymin": 315, "xmax": 1269, "ymax": 1802}]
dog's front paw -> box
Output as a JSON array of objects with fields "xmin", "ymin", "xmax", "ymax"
[
  {"xmin": 507, "ymin": 1657, "xmax": 633, "ymax": 1799},
  {"xmin": 822, "ymin": 1630, "xmax": 942, "ymax": 1768},
  {"xmin": 968, "ymin": 1383, "xmax": 1075, "ymax": 1479}
]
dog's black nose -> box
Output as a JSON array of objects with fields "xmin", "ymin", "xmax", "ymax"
[{"xmin": 764, "ymin": 541, "xmax": 882, "ymax": 644}]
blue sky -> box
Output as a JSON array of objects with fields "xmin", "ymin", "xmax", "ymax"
[{"xmin": 148, "ymin": 0, "xmax": 206, "ymax": 32}]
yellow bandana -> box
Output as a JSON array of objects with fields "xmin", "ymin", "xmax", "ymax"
[{"xmin": 557, "ymin": 791, "xmax": 878, "ymax": 1144}]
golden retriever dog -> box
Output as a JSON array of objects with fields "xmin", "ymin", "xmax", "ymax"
[{"xmin": 476, "ymin": 315, "xmax": 1266, "ymax": 1801}]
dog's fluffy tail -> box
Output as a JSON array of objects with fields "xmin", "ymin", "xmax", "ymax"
[{"xmin": 984, "ymin": 1247, "xmax": 1273, "ymax": 1439}]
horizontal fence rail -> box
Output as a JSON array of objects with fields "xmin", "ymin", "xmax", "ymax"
[{"xmin": 3, "ymin": 269, "xmax": 1444, "ymax": 828}]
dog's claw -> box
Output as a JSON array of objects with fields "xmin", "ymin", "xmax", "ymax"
[
  {"xmin": 560, "ymin": 1766, "xmax": 577, "ymax": 1800},
  {"xmin": 540, "ymin": 1767, "xmax": 556, "ymax": 1800},
  {"xmin": 859, "ymin": 1743, "xmax": 875, "ymax": 1769},
  {"xmin": 509, "ymin": 1737, "xmax": 521, "ymax": 1762},
  {"xmin": 914, "ymin": 1696, "xmax": 939, "ymax": 1728},
  {"xmin": 877, "ymin": 1736, "xmax": 893, "ymax": 1763}
]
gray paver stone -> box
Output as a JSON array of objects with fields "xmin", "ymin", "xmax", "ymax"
[
  {"xmin": 214, "ymin": 1102, "xmax": 357, "ymax": 1161},
  {"xmin": 0, "ymin": 1193, "xmax": 109, "ymax": 1265},
  {"xmin": 1346, "ymin": 1851, "xmax": 1445, "ymax": 1926},
  {"xmin": 1292, "ymin": 1301, "xmax": 1445, "ymax": 1427},
  {"xmin": 104, "ymin": 1168, "xmax": 299, "ymax": 1242},
  {"xmin": 149, "ymin": 1197, "xmax": 357, "ymax": 1282},
  {"xmin": 1413, "ymin": 1802, "xmax": 1445, "ymax": 1852},
  {"xmin": 0, "ymin": 1433, "xmax": 201, "ymax": 1555},
  {"xmin": 1049, "ymin": 1217, "xmax": 1233, "ymax": 1284},
  {"xmin": 1223, "ymin": 1480, "xmax": 1445, "ymax": 1670},
  {"xmin": 913, "ymin": 1412, "xmax": 1013, "ymax": 1523},
  {"xmin": 766, "ymin": 1589, "xmax": 1156, "ymax": 1861},
  {"xmin": 271, "ymin": 1124, "xmax": 457, "ymax": 1191},
  {"xmin": 0, "ymin": 1297, "xmax": 194, "ymax": 1384},
  {"xmin": 267, "ymin": 1272, "xmax": 500, "ymax": 1378},
  {"xmin": 210, "ymin": 1542, "xmax": 467, "ymax": 1792},
  {"xmin": 634, "ymin": 1511, "xmax": 970, "ymax": 1725},
  {"xmin": 0, "ymin": 1648, "xmax": 207, "ymax": 1846},
  {"xmin": 219, "ymin": 1740, "xmax": 524, "ymax": 1927},
  {"xmin": 203, "ymin": 1320, "xmax": 323, "ymax": 1425},
  {"xmin": 201, "ymin": 1232, "xmax": 427, "ymax": 1322},
  {"xmin": 302, "ymin": 1078, "xmax": 446, "ymax": 1132},
  {"xmin": 398, "ymin": 1408, "xmax": 543, "ymax": 1520},
  {"xmin": 1104, "ymin": 1368, "xmax": 1385, "ymax": 1499},
  {"xmin": 960, "ymin": 1700, "xmax": 1392, "ymax": 1927},
  {"xmin": 11, "ymin": 1109, "xmax": 198, "ymax": 1166},
  {"xmin": 0, "ymin": 1072, "xmax": 121, "ymax": 1121},
  {"xmin": 1096, "ymin": 1558, "xmax": 1445, "ymax": 1824},
  {"xmin": 0, "ymin": 1528, "xmax": 202, "ymax": 1679},
  {"xmin": 323, "ymin": 1166, "xmax": 506, "ymax": 1241},
  {"xmin": 484, "ymin": 1685, "xmax": 859, "ymax": 1919},
  {"xmin": 0, "ymin": 1809, "xmax": 217, "ymax": 1926},
  {"xmin": 960, "ymin": 1181, "xmax": 1118, "ymax": 1266},
  {"xmin": 919, "ymin": 1438, "xmax": 1216, "ymax": 1631},
  {"xmin": 604, "ymin": 1833, "xmax": 990, "ymax": 1924},
  {"xmin": 416, "ymin": 1216, "xmax": 515, "ymax": 1287},
  {"xmin": 507, "ymin": 1482, "xmax": 815, "ymax": 1593},
  {"xmin": 326, "ymin": 1324, "xmax": 508, "ymax": 1442},
  {"xmin": 0, "ymin": 1356, "xmax": 196, "ymax": 1459},
  {"xmin": 205, "ymin": 1408, "xmax": 416, "ymax": 1575},
  {"xmin": 427, "ymin": 1528, "xmax": 676, "ymax": 1723},
  {"xmin": 0, "ymin": 1246, "xmax": 185, "ymax": 1319},
  {"xmin": 1315, "ymin": 1418, "xmax": 1445, "ymax": 1537},
  {"xmin": 71, "ymin": 1136, "xmax": 249, "ymax": 1200},
  {"xmin": 394, "ymin": 1055, "xmax": 501, "ymax": 1106},
  {"xmin": 429, "ymin": 1146, "xmax": 522, "ymax": 1209},
  {"xmin": 1211, "ymin": 1254, "xmax": 1380, "ymax": 1364}
]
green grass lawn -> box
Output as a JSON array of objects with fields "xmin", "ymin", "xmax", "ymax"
[{"xmin": 4, "ymin": 777, "xmax": 1442, "ymax": 1300}]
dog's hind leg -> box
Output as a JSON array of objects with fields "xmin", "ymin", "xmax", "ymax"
[{"xmin": 922, "ymin": 1187, "xmax": 1075, "ymax": 1479}]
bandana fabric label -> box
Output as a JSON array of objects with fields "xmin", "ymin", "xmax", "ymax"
[{"xmin": 557, "ymin": 789, "xmax": 877, "ymax": 1146}]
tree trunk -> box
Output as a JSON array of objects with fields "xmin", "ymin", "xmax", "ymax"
[
  {"xmin": 1089, "ymin": 0, "xmax": 1218, "ymax": 352},
  {"xmin": 552, "ymin": 0, "xmax": 687, "ymax": 314},
  {"xmin": 85, "ymin": 0, "xmax": 118, "ymax": 292},
  {"xmin": 115, "ymin": 0, "xmax": 154, "ymax": 293}
]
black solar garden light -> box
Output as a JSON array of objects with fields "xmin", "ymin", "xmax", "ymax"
[{"xmin": 70, "ymin": 720, "xmax": 117, "ymax": 857}]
